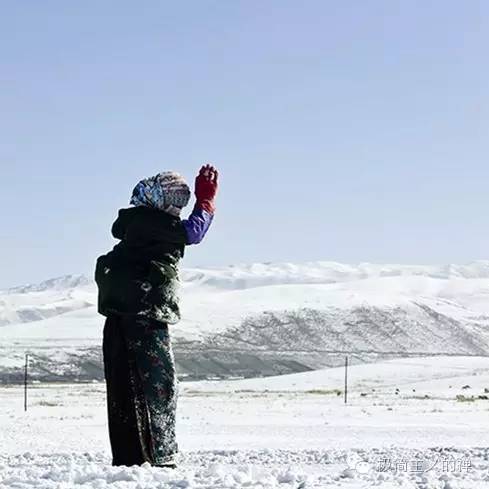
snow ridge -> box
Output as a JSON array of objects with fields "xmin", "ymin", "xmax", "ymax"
[
  {"xmin": 6, "ymin": 274, "xmax": 91, "ymax": 294},
  {"xmin": 2, "ymin": 261, "xmax": 489, "ymax": 382}
]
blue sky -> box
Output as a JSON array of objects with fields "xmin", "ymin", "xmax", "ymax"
[{"xmin": 1, "ymin": 0, "xmax": 488, "ymax": 287}]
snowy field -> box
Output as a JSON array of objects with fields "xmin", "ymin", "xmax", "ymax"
[{"xmin": 2, "ymin": 356, "xmax": 489, "ymax": 488}]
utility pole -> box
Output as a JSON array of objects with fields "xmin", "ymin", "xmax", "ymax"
[
  {"xmin": 24, "ymin": 353, "xmax": 29, "ymax": 412},
  {"xmin": 344, "ymin": 355, "xmax": 348, "ymax": 404}
]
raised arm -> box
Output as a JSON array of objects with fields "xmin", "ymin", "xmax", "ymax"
[{"xmin": 182, "ymin": 164, "xmax": 219, "ymax": 245}]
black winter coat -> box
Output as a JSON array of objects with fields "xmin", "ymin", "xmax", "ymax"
[{"xmin": 95, "ymin": 206, "xmax": 187, "ymax": 325}]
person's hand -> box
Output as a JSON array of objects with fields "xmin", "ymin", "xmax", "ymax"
[{"xmin": 194, "ymin": 164, "xmax": 219, "ymax": 213}]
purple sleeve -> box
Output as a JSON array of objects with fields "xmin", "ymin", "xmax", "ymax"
[{"xmin": 182, "ymin": 207, "xmax": 214, "ymax": 245}]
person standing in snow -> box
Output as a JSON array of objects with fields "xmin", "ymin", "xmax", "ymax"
[{"xmin": 95, "ymin": 165, "xmax": 218, "ymax": 468}]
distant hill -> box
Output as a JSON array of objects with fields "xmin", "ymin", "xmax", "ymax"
[{"xmin": 1, "ymin": 261, "xmax": 489, "ymax": 382}]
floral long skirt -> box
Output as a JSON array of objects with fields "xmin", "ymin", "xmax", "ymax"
[{"xmin": 102, "ymin": 315, "xmax": 178, "ymax": 466}]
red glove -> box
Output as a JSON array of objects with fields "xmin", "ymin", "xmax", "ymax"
[{"xmin": 194, "ymin": 164, "xmax": 219, "ymax": 214}]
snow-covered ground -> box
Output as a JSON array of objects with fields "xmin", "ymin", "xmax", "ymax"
[
  {"xmin": 3, "ymin": 263, "xmax": 489, "ymax": 486},
  {"xmin": 2, "ymin": 356, "xmax": 489, "ymax": 488}
]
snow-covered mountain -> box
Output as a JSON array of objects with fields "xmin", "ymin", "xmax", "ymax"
[
  {"xmin": 6, "ymin": 274, "xmax": 92, "ymax": 294},
  {"xmin": 2, "ymin": 261, "xmax": 489, "ymax": 383}
]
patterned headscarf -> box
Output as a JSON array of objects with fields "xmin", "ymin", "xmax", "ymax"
[{"xmin": 130, "ymin": 172, "xmax": 191, "ymax": 217}]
